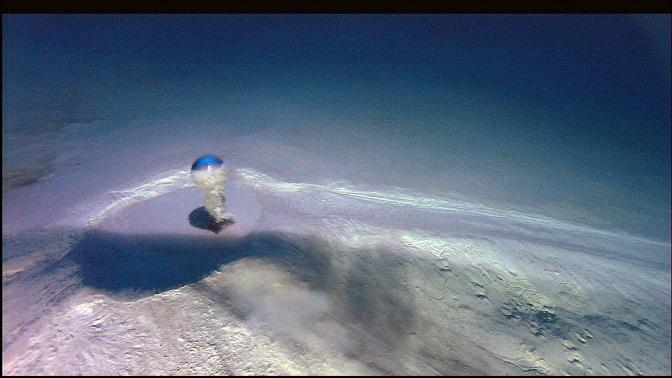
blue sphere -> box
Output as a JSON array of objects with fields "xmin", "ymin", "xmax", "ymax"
[{"xmin": 191, "ymin": 155, "xmax": 224, "ymax": 172}]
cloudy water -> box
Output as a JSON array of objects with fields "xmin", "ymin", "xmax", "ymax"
[
  {"xmin": 2, "ymin": 14, "xmax": 670, "ymax": 376},
  {"xmin": 3, "ymin": 14, "xmax": 670, "ymax": 240}
]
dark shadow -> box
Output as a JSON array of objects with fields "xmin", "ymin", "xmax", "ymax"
[
  {"xmin": 63, "ymin": 228, "xmax": 418, "ymax": 350},
  {"xmin": 21, "ymin": 225, "xmax": 586, "ymax": 374},
  {"xmin": 188, "ymin": 207, "xmax": 234, "ymax": 234},
  {"xmin": 3, "ymin": 160, "xmax": 55, "ymax": 189},
  {"xmin": 66, "ymin": 230, "xmax": 283, "ymax": 295}
]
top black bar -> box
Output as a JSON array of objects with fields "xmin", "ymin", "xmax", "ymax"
[{"xmin": 2, "ymin": 0, "xmax": 672, "ymax": 14}]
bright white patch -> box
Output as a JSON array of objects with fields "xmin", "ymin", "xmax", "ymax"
[
  {"xmin": 191, "ymin": 166, "xmax": 231, "ymax": 223},
  {"xmin": 81, "ymin": 166, "xmax": 668, "ymax": 252},
  {"xmin": 83, "ymin": 169, "xmax": 194, "ymax": 226},
  {"xmin": 236, "ymin": 168, "xmax": 668, "ymax": 248}
]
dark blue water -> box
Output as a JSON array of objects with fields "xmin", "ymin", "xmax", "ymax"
[{"xmin": 3, "ymin": 14, "xmax": 670, "ymax": 241}]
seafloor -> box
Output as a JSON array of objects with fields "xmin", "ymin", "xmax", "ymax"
[
  {"xmin": 3, "ymin": 14, "xmax": 671, "ymax": 376},
  {"xmin": 3, "ymin": 150, "xmax": 670, "ymax": 375}
]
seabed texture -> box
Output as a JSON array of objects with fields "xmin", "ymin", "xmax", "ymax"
[
  {"xmin": 3, "ymin": 14, "xmax": 671, "ymax": 376},
  {"xmin": 3, "ymin": 167, "xmax": 670, "ymax": 375}
]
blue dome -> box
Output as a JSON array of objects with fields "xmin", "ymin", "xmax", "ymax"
[{"xmin": 191, "ymin": 155, "xmax": 224, "ymax": 171}]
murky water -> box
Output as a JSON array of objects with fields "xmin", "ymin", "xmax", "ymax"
[{"xmin": 3, "ymin": 14, "xmax": 670, "ymax": 375}]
